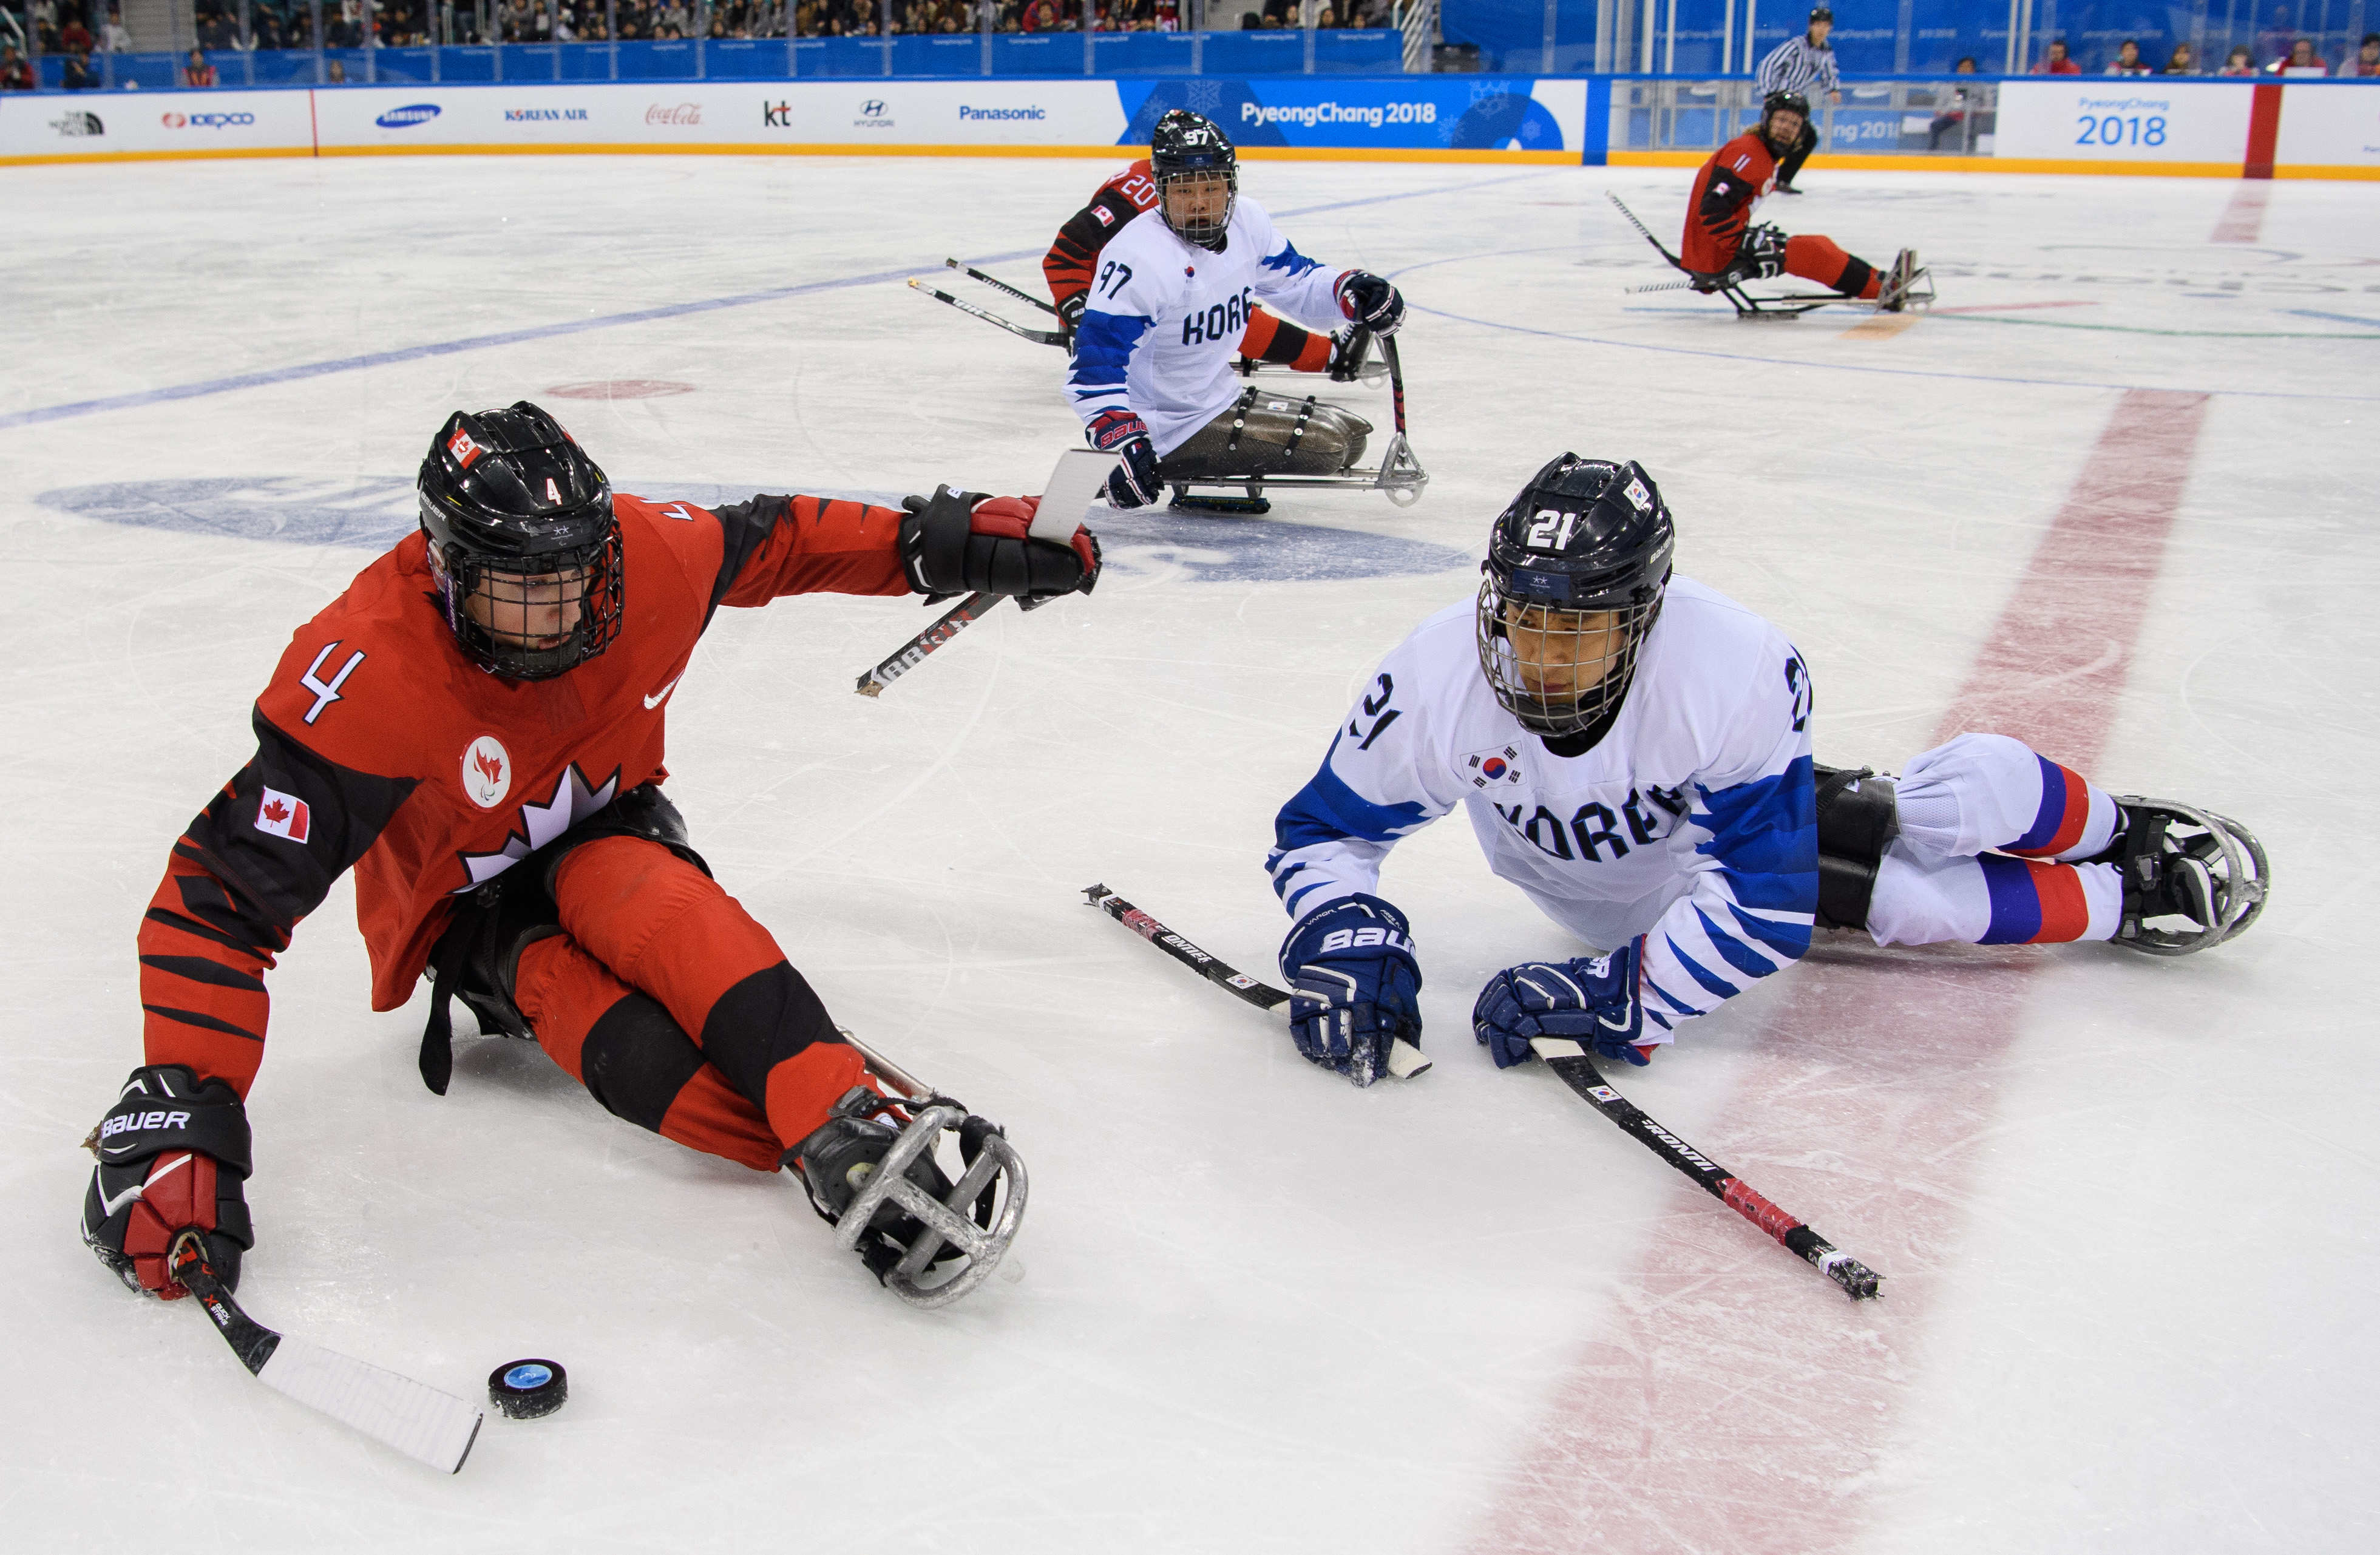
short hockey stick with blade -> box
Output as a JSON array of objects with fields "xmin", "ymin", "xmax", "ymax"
[
  {"xmin": 907, "ymin": 277, "xmax": 1066, "ymax": 347},
  {"xmin": 168, "ymin": 1232, "xmax": 485, "ymax": 1470},
  {"xmin": 1082, "ymin": 884, "xmax": 1431, "ymax": 1079},
  {"xmin": 855, "ymin": 589, "xmax": 1015, "ymax": 697},
  {"xmin": 1526, "ymin": 1038, "xmax": 1883, "ymax": 1301},
  {"xmin": 946, "ymin": 257, "xmax": 1060, "ymax": 317}
]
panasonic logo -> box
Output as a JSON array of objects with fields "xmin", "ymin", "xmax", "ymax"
[{"xmin": 376, "ymin": 104, "xmax": 441, "ymax": 129}]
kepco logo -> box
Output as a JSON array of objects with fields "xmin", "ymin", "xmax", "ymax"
[
  {"xmin": 375, "ymin": 103, "xmax": 441, "ymax": 129},
  {"xmin": 162, "ymin": 111, "xmax": 257, "ymax": 129}
]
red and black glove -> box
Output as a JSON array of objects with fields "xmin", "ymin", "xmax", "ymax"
[
  {"xmin": 81, "ymin": 1064, "xmax": 254, "ymax": 1299},
  {"xmin": 1088, "ymin": 409, "xmax": 1161, "ymax": 509},
  {"xmin": 899, "ymin": 486, "xmax": 1100, "ymax": 601}
]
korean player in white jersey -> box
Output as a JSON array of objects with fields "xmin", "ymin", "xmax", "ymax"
[
  {"xmin": 1264, "ymin": 455, "xmax": 2268, "ymax": 1085},
  {"xmin": 1068, "ymin": 110, "xmax": 1408, "ymax": 509}
]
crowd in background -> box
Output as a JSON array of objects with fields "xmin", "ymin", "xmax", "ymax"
[
  {"xmin": 0, "ymin": 0, "xmax": 1395, "ymax": 61},
  {"xmin": 2027, "ymin": 20, "xmax": 2379, "ymax": 76}
]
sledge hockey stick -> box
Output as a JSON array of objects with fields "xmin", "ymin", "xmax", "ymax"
[
  {"xmin": 1525, "ymin": 1040, "xmax": 1883, "ymax": 1301},
  {"xmin": 947, "ymin": 258, "xmax": 1060, "ymax": 317},
  {"xmin": 167, "ymin": 1232, "xmax": 484, "ymax": 1471},
  {"xmin": 855, "ymin": 589, "xmax": 1010, "ymax": 697},
  {"xmin": 1081, "ymin": 884, "xmax": 1432, "ymax": 1080},
  {"xmin": 907, "ymin": 278, "xmax": 1067, "ymax": 347},
  {"xmin": 1382, "ymin": 333, "xmax": 1409, "ymax": 438}
]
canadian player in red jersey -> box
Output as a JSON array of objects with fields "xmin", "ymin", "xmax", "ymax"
[
  {"xmin": 1044, "ymin": 113, "xmax": 1341, "ymax": 374},
  {"xmin": 79, "ymin": 402, "xmax": 1097, "ymax": 1309},
  {"xmin": 1683, "ymin": 92, "xmax": 1922, "ymax": 308}
]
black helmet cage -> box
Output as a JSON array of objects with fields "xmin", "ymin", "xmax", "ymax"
[
  {"xmin": 417, "ymin": 401, "xmax": 624, "ymax": 682},
  {"xmin": 1150, "ymin": 110, "xmax": 1238, "ymax": 252},
  {"xmin": 1476, "ymin": 455, "xmax": 1676, "ymax": 739},
  {"xmin": 1761, "ymin": 89, "xmax": 1812, "ymax": 140}
]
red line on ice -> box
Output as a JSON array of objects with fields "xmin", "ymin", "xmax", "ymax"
[
  {"xmin": 1467, "ymin": 388, "xmax": 2210, "ymax": 1555},
  {"xmin": 2212, "ymin": 182, "xmax": 2271, "ymax": 245}
]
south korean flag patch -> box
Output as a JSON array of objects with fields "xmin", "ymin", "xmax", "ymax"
[{"xmin": 1462, "ymin": 745, "xmax": 1526, "ymax": 790}]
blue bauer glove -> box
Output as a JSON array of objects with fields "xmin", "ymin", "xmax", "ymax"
[
  {"xmin": 1279, "ymin": 895, "xmax": 1422, "ymax": 1088},
  {"xmin": 1471, "ymin": 944, "xmax": 1653, "ymax": 1070}
]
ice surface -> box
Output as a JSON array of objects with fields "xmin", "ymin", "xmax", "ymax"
[{"xmin": 2, "ymin": 154, "xmax": 2373, "ymax": 1551}]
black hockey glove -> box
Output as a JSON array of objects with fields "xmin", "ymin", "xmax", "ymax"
[
  {"xmin": 1735, "ymin": 224, "xmax": 1789, "ymax": 282},
  {"xmin": 899, "ymin": 486, "xmax": 1100, "ymax": 601},
  {"xmin": 1334, "ymin": 271, "xmax": 1406, "ymax": 336},
  {"xmin": 1089, "ymin": 409, "xmax": 1161, "ymax": 509},
  {"xmin": 1056, "ymin": 291, "xmax": 1088, "ymax": 343},
  {"xmin": 1279, "ymin": 895, "xmax": 1422, "ymax": 1088},
  {"xmin": 80, "ymin": 1063, "xmax": 254, "ymax": 1299}
]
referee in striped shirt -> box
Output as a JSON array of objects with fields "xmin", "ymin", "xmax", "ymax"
[{"xmin": 1755, "ymin": 7, "xmax": 1842, "ymax": 192}]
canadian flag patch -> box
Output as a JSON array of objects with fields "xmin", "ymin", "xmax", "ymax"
[
  {"xmin": 254, "ymin": 786, "xmax": 311, "ymax": 843},
  {"xmin": 1093, "ymin": 206, "xmax": 1114, "ymax": 226},
  {"xmin": 447, "ymin": 427, "xmax": 484, "ymax": 468}
]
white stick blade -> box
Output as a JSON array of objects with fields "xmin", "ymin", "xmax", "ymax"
[
  {"xmin": 1032, "ymin": 449, "xmax": 1119, "ymax": 540},
  {"xmin": 258, "ymin": 1335, "xmax": 484, "ymax": 1472},
  {"xmin": 1387, "ymin": 1038, "xmax": 1433, "ymax": 1079}
]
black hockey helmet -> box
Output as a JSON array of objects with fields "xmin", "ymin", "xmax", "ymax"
[
  {"xmin": 1760, "ymin": 89, "xmax": 1812, "ymax": 146},
  {"xmin": 1150, "ymin": 109, "xmax": 1236, "ymax": 252},
  {"xmin": 1808, "ymin": 6, "xmax": 1834, "ymax": 24},
  {"xmin": 1476, "ymin": 455, "xmax": 1675, "ymax": 742},
  {"xmin": 417, "ymin": 401, "xmax": 623, "ymax": 681}
]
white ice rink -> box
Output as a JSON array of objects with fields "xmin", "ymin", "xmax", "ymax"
[{"xmin": 4, "ymin": 152, "xmax": 2375, "ymax": 1552}]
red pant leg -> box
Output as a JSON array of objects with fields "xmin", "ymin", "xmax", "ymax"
[
  {"xmin": 515, "ymin": 935, "xmax": 784, "ymax": 1171},
  {"xmin": 550, "ymin": 836, "xmax": 865, "ymax": 1154},
  {"xmin": 1785, "ymin": 234, "xmax": 1881, "ymax": 299}
]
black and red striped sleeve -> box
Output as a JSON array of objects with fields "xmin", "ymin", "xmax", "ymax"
[
  {"xmin": 138, "ymin": 711, "xmax": 417, "ymax": 1096},
  {"xmin": 1042, "ymin": 185, "xmax": 1144, "ymax": 311},
  {"xmin": 705, "ymin": 494, "xmax": 912, "ymax": 615}
]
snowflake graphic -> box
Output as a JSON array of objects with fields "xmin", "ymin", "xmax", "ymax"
[{"xmin": 1185, "ymin": 80, "xmax": 1224, "ymax": 114}]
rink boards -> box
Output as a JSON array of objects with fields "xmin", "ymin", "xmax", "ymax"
[{"xmin": 4, "ymin": 75, "xmax": 2375, "ymax": 177}]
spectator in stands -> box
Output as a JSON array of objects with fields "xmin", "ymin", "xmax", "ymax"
[
  {"xmin": 1927, "ymin": 56, "xmax": 1976, "ymax": 151},
  {"xmin": 64, "ymin": 46, "xmax": 101, "ymax": 87},
  {"xmin": 103, "ymin": 9, "xmax": 131, "ymax": 50},
  {"xmin": 2106, "ymin": 39, "xmax": 2151, "ymax": 75},
  {"xmin": 2254, "ymin": 5, "xmax": 2294, "ymax": 67},
  {"xmin": 326, "ymin": 57, "xmax": 347, "ymax": 79},
  {"xmin": 327, "ymin": 4, "xmax": 364, "ymax": 46},
  {"xmin": 184, "ymin": 47, "xmax": 219, "ymax": 86},
  {"xmin": 2161, "ymin": 41, "xmax": 2197, "ymax": 72},
  {"xmin": 2219, "ymin": 44, "xmax": 2256, "ymax": 73},
  {"xmin": 1022, "ymin": 0, "xmax": 1060, "ymax": 27},
  {"xmin": 60, "ymin": 11, "xmax": 94, "ymax": 52},
  {"xmin": 2358, "ymin": 33, "xmax": 2380, "ymax": 75},
  {"xmin": 2275, "ymin": 37, "xmax": 2327, "ymax": 73},
  {"xmin": 0, "ymin": 46, "xmax": 33, "ymax": 91},
  {"xmin": 2031, "ymin": 38, "xmax": 2080, "ymax": 73}
]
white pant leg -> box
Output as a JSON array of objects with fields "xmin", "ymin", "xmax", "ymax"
[
  {"xmin": 1868, "ymin": 841, "xmax": 2124, "ymax": 946},
  {"xmin": 1895, "ymin": 732, "xmax": 2119, "ymax": 862}
]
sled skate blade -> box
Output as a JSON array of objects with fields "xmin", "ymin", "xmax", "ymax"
[
  {"xmin": 835, "ymin": 1102, "xmax": 1029, "ymax": 1309},
  {"xmin": 1171, "ymin": 432, "xmax": 1429, "ymax": 507},
  {"xmin": 2109, "ymin": 798, "xmax": 2270, "ymax": 956}
]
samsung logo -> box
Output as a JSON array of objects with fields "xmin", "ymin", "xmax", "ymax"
[{"xmin": 376, "ymin": 104, "xmax": 441, "ymax": 129}]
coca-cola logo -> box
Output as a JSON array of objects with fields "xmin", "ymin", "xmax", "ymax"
[{"xmin": 645, "ymin": 103, "xmax": 702, "ymax": 126}]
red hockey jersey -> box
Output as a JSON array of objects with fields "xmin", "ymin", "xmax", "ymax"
[
  {"xmin": 1043, "ymin": 158, "xmax": 1161, "ymax": 311},
  {"xmin": 1682, "ymin": 132, "xmax": 1779, "ymax": 275},
  {"xmin": 137, "ymin": 490, "xmax": 913, "ymax": 1097}
]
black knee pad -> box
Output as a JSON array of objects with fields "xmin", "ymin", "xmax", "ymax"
[{"xmin": 1814, "ymin": 765, "xmax": 1899, "ymax": 931}]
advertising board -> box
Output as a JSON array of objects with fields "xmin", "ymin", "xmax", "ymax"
[
  {"xmin": 2271, "ymin": 82, "xmax": 2380, "ymax": 173},
  {"xmin": 1992, "ymin": 80, "xmax": 2253, "ymax": 166},
  {"xmin": 0, "ymin": 89, "xmax": 313, "ymax": 160}
]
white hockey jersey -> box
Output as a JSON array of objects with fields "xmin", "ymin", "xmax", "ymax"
[
  {"xmin": 1264, "ymin": 578, "xmax": 1819, "ymax": 1045},
  {"xmin": 1067, "ymin": 193, "xmax": 1352, "ymax": 456}
]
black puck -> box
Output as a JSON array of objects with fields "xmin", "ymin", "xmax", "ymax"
[{"xmin": 489, "ymin": 1359, "xmax": 568, "ymax": 1420}]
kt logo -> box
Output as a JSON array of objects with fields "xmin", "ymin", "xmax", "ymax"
[{"xmin": 764, "ymin": 100, "xmax": 790, "ymax": 127}]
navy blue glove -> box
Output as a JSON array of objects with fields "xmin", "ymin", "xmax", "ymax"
[
  {"xmin": 1471, "ymin": 943, "xmax": 1654, "ymax": 1070},
  {"xmin": 1334, "ymin": 271, "xmax": 1406, "ymax": 336},
  {"xmin": 1279, "ymin": 895, "xmax": 1422, "ymax": 1088},
  {"xmin": 1088, "ymin": 409, "xmax": 1161, "ymax": 509}
]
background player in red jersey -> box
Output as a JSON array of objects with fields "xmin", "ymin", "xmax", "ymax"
[
  {"xmin": 1684, "ymin": 92, "xmax": 1923, "ymax": 308},
  {"xmin": 78, "ymin": 402, "xmax": 1096, "ymax": 1308},
  {"xmin": 1045, "ymin": 109, "xmax": 1349, "ymax": 376}
]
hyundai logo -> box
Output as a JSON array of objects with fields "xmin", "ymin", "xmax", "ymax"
[
  {"xmin": 375, "ymin": 104, "xmax": 441, "ymax": 129},
  {"xmin": 861, "ymin": 100, "xmax": 886, "ymax": 117}
]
